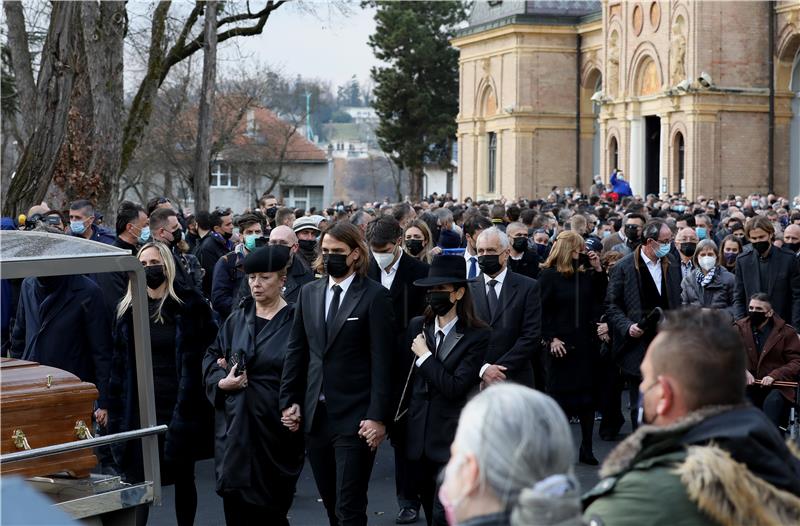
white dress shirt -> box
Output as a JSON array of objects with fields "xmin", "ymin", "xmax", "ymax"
[
  {"xmin": 640, "ymin": 250, "xmax": 663, "ymax": 295},
  {"xmin": 325, "ymin": 272, "xmax": 357, "ymax": 318},
  {"xmin": 416, "ymin": 315, "xmax": 460, "ymax": 367},
  {"xmin": 380, "ymin": 252, "xmax": 403, "ymax": 291}
]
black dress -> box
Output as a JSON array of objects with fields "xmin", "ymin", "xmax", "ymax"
[
  {"xmin": 203, "ymin": 300, "xmax": 304, "ymax": 519},
  {"xmin": 539, "ymin": 266, "xmax": 606, "ymax": 414}
]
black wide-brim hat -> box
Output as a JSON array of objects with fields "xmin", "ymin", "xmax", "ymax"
[
  {"xmin": 414, "ymin": 255, "xmax": 470, "ymax": 287},
  {"xmin": 243, "ymin": 244, "xmax": 291, "ymax": 274}
]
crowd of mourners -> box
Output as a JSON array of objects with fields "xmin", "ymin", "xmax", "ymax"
[{"xmin": 2, "ymin": 176, "xmax": 800, "ymax": 526}]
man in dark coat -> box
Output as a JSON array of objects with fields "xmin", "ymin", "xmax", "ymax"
[
  {"xmin": 267, "ymin": 226, "xmax": 315, "ymax": 304},
  {"xmin": 96, "ymin": 202, "xmax": 148, "ymax": 312},
  {"xmin": 735, "ymin": 293, "xmax": 800, "ymax": 427},
  {"xmin": 506, "ymin": 221, "xmax": 540, "ymax": 280},
  {"xmin": 68, "ymin": 199, "xmax": 116, "ymax": 245},
  {"xmin": 366, "ymin": 216, "xmax": 429, "ymax": 525},
  {"xmin": 469, "ymin": 226, "xmax": 541, "ymax": 388},
  {"xmin": 211, "ymin": 213, "xmax": 266, "ymax": 320},
  {"xmin": 733, "ymin": 216, "xmax": 800, "ymax": 331},
  {"xmin": 11, "ymin": 274, "xmax": 113, "ymax": 425},
  {"xmin": 605, "ymin": 219, "xmax": 682, "ymax": 429},
  {"xmin": 151, "ymin": 208, "xmax": 203, "ymax": 295},
  {"xmin": 280, "ymin": 222, "xmax": 395, "ymax": 526},
  {"xmin": 197, "ymin": 209, "xmax": 234, "ymax": 297}
]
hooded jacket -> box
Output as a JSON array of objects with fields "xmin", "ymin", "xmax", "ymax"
[{"xmin": 583, "ymin": 405, "xmax": 800, "ymax": 526}]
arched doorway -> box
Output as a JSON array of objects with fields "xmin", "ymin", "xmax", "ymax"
[
  {"xmin": 673, "ymin": 132, "xmax": 685, "ymax": 195},
  {"xmin": 791, "ymin": 51, "xmax": 800, "ymax": 198}
]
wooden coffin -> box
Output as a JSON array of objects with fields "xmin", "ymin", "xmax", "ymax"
[{"xmin": 1, "ymin": 358, "xmax": 98, "ymax": 478}]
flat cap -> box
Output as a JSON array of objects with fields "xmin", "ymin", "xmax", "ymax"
[{"xmin": 293, "ymin": 216, "xmax": 320, "ymax": 233}]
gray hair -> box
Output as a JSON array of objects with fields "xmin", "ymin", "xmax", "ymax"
[
  {"xmin": 477, "ymin": 226, "xmax": 510, "ymax": 250},
  {"xmin": 694, "ymin": 239, "xmax": 719, "ymax": 266},
  {"xmin": 452, "ymin": 384, "xmax": 582, "ymax": 526}
]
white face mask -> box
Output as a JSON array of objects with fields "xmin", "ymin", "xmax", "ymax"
[
  {"xmin": 373, "ymin": 249, "xmax": 396, "ymax": 270},
  {"xmin": 699, "ymin": 255, "xmax": 717, "ymax": 271}
]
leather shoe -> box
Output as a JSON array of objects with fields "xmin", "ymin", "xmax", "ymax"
[{"xmin": 396, "ymin": 507, "xmax": 418, "ymax": 524}]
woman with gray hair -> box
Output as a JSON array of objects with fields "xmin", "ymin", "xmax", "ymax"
[
  {"xmin": 680, "ymin": 238, "xmax": 736, "ymax": 316},
  {"xmin": 438, "ymin": 384, "xmax": 583, "ymax": 526}
]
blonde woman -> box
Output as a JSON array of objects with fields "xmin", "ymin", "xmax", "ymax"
[
  {"xmin": 109, "ymin": 242, "xmax": 217, "ymax": 526},
  {"xmin": 538, "ymin": 231, "xmax": 606, "ymax": 465},
  {"xmin": 403, "ymin": 219, "xmax": 437, "ymax": 263}
]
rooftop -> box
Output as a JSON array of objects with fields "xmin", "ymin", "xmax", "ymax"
[{"xmin": 459, "ymin": 0, "xmax": 601, "ymax": 37}]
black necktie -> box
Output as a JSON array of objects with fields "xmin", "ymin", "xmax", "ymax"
[
  {"xmin": 327, "ymin": 284, "xmax": 342, "ymax": 330},
  {"xmin": 487, "ymin": 279, "xmax": 499, "ymax": 318},
  {"xmin": 435, "ymin": 330, "xmax": 445, "ymax": 358}
]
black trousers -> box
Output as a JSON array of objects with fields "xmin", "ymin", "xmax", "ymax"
[
  {"xmin": 412, "ymin": 457, "xmax": 447, "ymax": 526},
  {"xmin": 747, "ymin": 387, "xmax": 791, "ymax": 427},
  {"xmin": 597, "ymin": 358, "xmax": 625, "ymax": 438},
  {"xmin": 307, "ymin": 402, "xmax": 376, "ymax": 526},
  {"xmin": 222, "ymin": 493, "xmax": 289, "ymax": 526},
  {"xmin": 391, "ymin": 422, "xmax": 421, "ymax": 510}
]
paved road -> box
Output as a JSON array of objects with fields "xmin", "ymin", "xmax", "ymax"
[{"xmin": 150, "ymin": 418, "xmax": 632, "ymax": 526}]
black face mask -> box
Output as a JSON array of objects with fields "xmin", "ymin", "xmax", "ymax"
[
  {"xmin": 145, "ymin": 265, "xmax": 167, "ymax": 289},
  {"xmin": 679, "ymin": 242, "xmax": 697, "ymax": 257},
  {"xmin": 222, "ymin": 231, "xmax": 233, "ymax": 240},
  {"xmin": 265, "ymin": 206, "xmax": 277, "ymax": 219},
  {"xmin": 511, "ymin": 237, "xmax": 528, "ymax": 253},
  {"xmin": 624, "ymin": 224, "xmax": 640, "ymax": 242},
  {"xmin": 577, "ymin": 252, "xmax": 591, "ymax": 268},
  {"xmin": 406, "ymin": 239, "xmax": 424, "ymax": 256},
  {"xmin": 785, "ymin": 242, "xmax": 800, "ymax": 253},
  {"xmin": 426, "ymin": 290, "xmax": 454, "ymax": 316},
  {"xmin": 169, "ymin": 228, "xmax": 183, "ymax": 250},
  {"xmin": 752, "ymin": 240, "xmax": 771, "ymax": 257},
  {"xmin": 298, "ymin": 239, "xmax": 317, "ymax": 253},
  {"xmin": 478, "ymin": 255, "xmax": 503, "ymax": 276},
  {"xmin": 323, "ymin": 253, "xmax": 351, "ymax": 278},
  {"xmin": 749, "ymin": 310, "xmax": 769, "ymax": 327}
]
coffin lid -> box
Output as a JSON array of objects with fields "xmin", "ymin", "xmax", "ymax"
[
  {"xmin": 0, "ymin": 230, "xmax": 126, "ymax": 262},
  {"xmin": 0, "ymin": 358, "xmax": 98, "ymax": 401}
]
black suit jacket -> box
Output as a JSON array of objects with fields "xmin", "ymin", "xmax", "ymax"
[
  {"xmin": 404, "ymin": 316, "xmax": 490, "ymax": 464},
  {"xmin": 468, "ymin": 269, "xmax": 540, "ymax": 387},
  {"xmin": 507, "ymin": 249, "xmax": 540, "ymax": 280},
  {"xmin": 279, "ymin": 274, "xmax": 396, "ymax": 435},
  {"xmin": 734, "ymin": 246, "xmax": 800, "ymax": 330},
  {"xmin": 367, "ymin": 253, "xmax": 430, "ymax": 331}
]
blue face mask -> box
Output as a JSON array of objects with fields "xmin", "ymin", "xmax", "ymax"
[
  {"xmin": 603, "ymin": 230, "xmax": 611, "ymax": 238},
  {"xmin": 137, "ymin": 226, "xmax": 150, "ymax": 244},
  {"xmin": 655, "ymin": 242, "xmax": 671, "ymax": 259},
  {"xmin": 70, "ymin": 220, "xmax": 86, "ymax": 235},
  {"xmin": 752, "ymin": 199, "xmax": 760, "ymax": 209},
  {"xmin": 535, "ymin": 243, "xmax": 548, "ymax": 258},
  {"xmin": 244, "ymin": 233, "xmax": 262, "ymax": 252},
  {"xmin": 696, "ymin": 227, "xmax": 707, "ymax": 240}
]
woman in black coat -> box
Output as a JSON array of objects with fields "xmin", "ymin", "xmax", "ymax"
[
  {"xmin": 203, "ymin": 245, "xmax": 304, "ymax": 525},
  {"xmin": 403, "ymin": 255, "xmax": 490, "ymax": 526},
  {"xmin": 539, "ymin": 231, "xmax": 606, "ymax": 465},
  {"xmin": 109, "ymin": 241, "xmax": 217, "ymax": 526}
]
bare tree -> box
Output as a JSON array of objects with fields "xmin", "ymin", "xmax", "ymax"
[{"xmin": 191, "ymin": 0, "xmax": 217, "ymax": 211}]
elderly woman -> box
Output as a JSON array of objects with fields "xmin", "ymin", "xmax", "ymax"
[
  {"xmin": 438, "ymin": 384, "xmax": 583, "ymax": 526},
  {"xmin": 680, "ymin": 239, "xmax": 735, "ymax": 314},
  {"xmin": 110, "ymin": 241, "xmax": 217, "ymax": 526},
  {"xmin": 203, "ymin": 245, "xmax": 304, "ymax": 525}
]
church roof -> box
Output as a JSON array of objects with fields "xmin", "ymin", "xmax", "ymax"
[{"xmin": 461, "ymin": 0, "xmax": 601, "ymax": 37}]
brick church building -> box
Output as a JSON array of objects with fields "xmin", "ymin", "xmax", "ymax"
[{"xmin": 452, "ymin": 0, "xmax": 800, "ymax": 200}]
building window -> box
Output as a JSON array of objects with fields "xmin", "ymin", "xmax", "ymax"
[
  {"xmin": 281, "ymin": 185, "xmax": 324, "ymax": 211},
  {"xmin": 675, "ymin": 133, "xmax": 685, "ymax": 194},
  {"xmin": 487, "ymin": 132, "xmax": 497, "ymax": 193},
  {"xmin": 210, "ymin": 162, "xmax": 238, "ymax": 188},
  {"xmin": 609, "ymin": 136, "xmax": 619, "ymax": 173}
]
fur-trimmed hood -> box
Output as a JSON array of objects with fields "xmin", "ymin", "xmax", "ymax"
[{"xmin": 600, "ymin": 405, "xmax": 800, "ymax": 526}]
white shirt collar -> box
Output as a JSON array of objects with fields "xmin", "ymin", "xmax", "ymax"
[
  {"xmin": 640, "ymin": 250, "xmax": 659, "ymax": 267},
  {"xmin": 483, "ymin": 266, "xmax": 508, "ymax": 285},
  {"xmin": 435, "ymin": 315, "xmax": 459, "ymax": 338},
  {"xmin": 464, "ymin": 248, "xmax": 476, "ymax": 261},
  {"xmin": 328, "ymin": 272, "xmax": 357, "ymax": 294}
]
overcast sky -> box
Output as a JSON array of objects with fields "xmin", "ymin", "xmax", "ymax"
[{"xmin": 218, "ymin": 2, "xmax": 380, "ymax": 89}]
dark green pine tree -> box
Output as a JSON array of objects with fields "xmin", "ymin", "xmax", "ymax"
[{"xmin": 366, "ymin": 1, "xmax": 465, "ymax": 200}]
